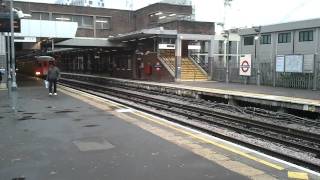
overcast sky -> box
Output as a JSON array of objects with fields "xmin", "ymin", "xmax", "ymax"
[{"xmin": 15, "ymin": 0, "xmax": 320, "ymax": 29}]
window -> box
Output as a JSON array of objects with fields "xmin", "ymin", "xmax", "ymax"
[
  {"xmin": 278, "ymin": 32, "xmax": 291, "ymax": 43},
  {"xmin": 89, "ymin": 1, "xmax": 93, "ymax": 5},
  {"xmin": 244, "ymin": 36, "xmax": 254, "ymax": 45},
  {"xmin": 96, "ymin": 17, "xmax": 111, "ymax": 29},
  {"xmin": 260, "ymin": 34, "xmax": 271, "ymax": 44},
  {"xmin": 31, "ymin": 12, "xmax": 49, "ymax": 20},
  {"xmin": 52, "ymin": 13, "xmax": 93, "ymax": 28},
  {"xmin": 72, "ymin": 15, "xmax": 82, "ymax": 26},
  {"xmin": 149, "ymin": 14, "xmax": 158, "ymax": 24},
  {"xmin": 299, "ymin": 30, "xmax": 313, "ymax": 42},
  {"xmin": 82, "ymin": 16, "xmax": 93, "ymax": 27}
]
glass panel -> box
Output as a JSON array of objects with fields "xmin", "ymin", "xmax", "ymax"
[
  {"xmin": 304, "ymin": 32, "xmax": 308, "ymax": 41},
  {"xmin": 72, "ymin": 15, "xmax": 82, "ymax": 26},
  {"xmin": 309, "ymin": 31, "xmax": 313, "ymax": 41},
  {"xmin": 244, "ymin": 36, "xmax": 254, "ymax": 45},
  {"xmin": 31, "ymin": 12, "xmax": 41, "ymax": 20},
  {"xmin": 96, "ymin": 17, "xmax": 110, "ymax": 29},
  {"xmin": 41, "ymin": 13, "xmax": 49, "ymax": 20},
  {"xmin": 82, "ymin": 16, "xmax": 93, "ymax": 27}
]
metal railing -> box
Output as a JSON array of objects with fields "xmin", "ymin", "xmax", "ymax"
[{"xmin": 189, "ymin": 55, "xmax": 209, "ymax": 73}]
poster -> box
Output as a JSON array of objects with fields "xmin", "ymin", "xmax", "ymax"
[
  {"xmin": 285, "ymin": 55, "xmax": 303, "ymax": 73},
  {"xmin": 276, "ymin": 56, "xmax": 285, "ymax": 72},
  {"xmin": 303, "ymin": 54, "xmax": 314, "ymax": 73}
]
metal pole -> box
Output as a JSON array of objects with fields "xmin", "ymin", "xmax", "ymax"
[
  {"xmin": 52, "ymin": 39, "xmax": 54, "ymax": 53},
  {"xmin": 6, "ymin": 32, "xmax": 11, "ymax": 80},
  {"xmin": 10, "ymin": 0, "xmax": 17, "ymax": 90},
  {"xmin": 224, "ymin": 39, "xmax": 229, "ymax": 83},
  {"xmin": 255, "ymin": 38, "xmax": 261, "ymax": 86},
  {"xmin": 236, "ymin": 41, "xmax": 239, "ymax": 68}
]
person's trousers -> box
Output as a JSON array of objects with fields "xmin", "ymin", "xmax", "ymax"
[{"xmin": 49, "ymin": 79, "xmax": 57, "ymax": 93}]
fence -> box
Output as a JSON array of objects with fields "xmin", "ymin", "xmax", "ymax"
[{"xmin": 210, "ymin": 56, "xmax": 319, "ymax": 90}]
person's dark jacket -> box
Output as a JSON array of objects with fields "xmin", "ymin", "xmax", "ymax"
[{"xmin": 47, "ymin": 66, "xmax": 60, "ymax": 81}]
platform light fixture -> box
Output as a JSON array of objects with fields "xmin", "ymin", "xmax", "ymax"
[
  {"xmin": 169, "ymin": 13, "xmax": 176, "ymax": 17},
  {"xmin": 96, "ymin": 20, "xmax": 108, "ymax": 23},
  {"xmin": 55, "ymin": 17, "xmax": 71, "ymax": 21},
  {"xmin": 139, "ymin": 37, "xmax": 146, "ymax": 40},
  {"xmin": 159, "ymin": 16, "xmax": 166, "ymax": 19},
  {"xmin": 155, "ymin": 12, "xmax": 163, "ymax": 16}
]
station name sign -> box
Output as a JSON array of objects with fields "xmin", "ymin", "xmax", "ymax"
[
  {"xmin": 239, "ymin": 54, "xmax": 251, "ymax": 76},
  {"xmin": 159, "ymin": 44, "xmax": 175, "ymax": 50}
]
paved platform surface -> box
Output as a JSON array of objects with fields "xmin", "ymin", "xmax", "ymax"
[
  {"xmin": 176, "ymin": 81, "xmax": 319, "ymax": 101},
  {"xmin": 0, "ymin": 77, "xmax": 248, "ymax": 180},
  {"xmin": 1, "ymin": 76, "xmax": 319, "ymax": 179}
]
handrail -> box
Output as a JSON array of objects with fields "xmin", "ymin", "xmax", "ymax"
[
  {"xmin": 188, "ymin": 55, "xmax": 208, "ymax": 76},
  {"xmin": 158, "ymin": 55, "xmax": 175, "ymax": 78}
]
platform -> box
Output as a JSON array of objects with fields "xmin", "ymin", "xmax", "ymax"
[
  {"xmin": 61, "ymin": 73, "xmax": 320, "ymax": 113},
  {"xmin": 0, "ymin": 76, "xmax": 319, "ymax": 179}
]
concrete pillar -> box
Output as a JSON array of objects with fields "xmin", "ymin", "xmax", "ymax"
[
  {"xmin": 0, "ymin": 33, "xmax": 7, "ymax": 88},
  {"xmin": 132, "ymin": 53, "xmax": 138, "ymax": 79},
  {"xmin": 272, "ymin": 32, "xmax": 277, "ymax": 87},
  {"xmin": 208, "ymin": 36, "xmax": 215, "ymax": 80},
  {"xmin": 313, "ymin": 28, "xmax": 319, "ymax": 90},
  {"xmin": 175, "ymin": 35, "xmax": 182, "ymax": 81}
]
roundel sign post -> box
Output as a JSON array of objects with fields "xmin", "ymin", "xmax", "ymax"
[{"xmin": 239, "ymin": 54, "xmax": 252, "ymax": 76}]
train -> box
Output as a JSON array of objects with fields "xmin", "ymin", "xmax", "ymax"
[{"xmin": 17, "ymin": 56, "xmax": 55, "ymax": 78}]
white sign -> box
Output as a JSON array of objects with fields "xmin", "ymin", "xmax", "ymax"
[
  {"xmin": 159, "ymin": 44, "xmax": 175, "ymax": 49},
  {"xmin": 276, "ymin": 55, "xmax": 285, "ymax": 72},
  {"xmin": 14, "ymin": 37, "xmax": 37, "ymax": 42},
  {"xmin": 285, "ymin": 55, "xmax": 303, "ymax": 73},
  {"xmin": 239, "ymin": 54, "xmax": 251, "ymax": 76},
  {"xmin": 0, "ymin": 35, "xmax": 5, "ymax": 55},
  {"xmin": 303, "ymin": 54, "xmax": 314, "ymax": 73},
  {"xmin": 188, "ymin": 45, "xmax": 201, "ymax": 50}
]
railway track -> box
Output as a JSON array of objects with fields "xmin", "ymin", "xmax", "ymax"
[{"xmin": 60, "ymin": 77, "xmax": 320, "ymax": 172}]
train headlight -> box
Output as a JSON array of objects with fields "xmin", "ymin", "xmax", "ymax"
[{"xmin": 35, "ymin": 71, "xmax": 41, "ymax": 76}]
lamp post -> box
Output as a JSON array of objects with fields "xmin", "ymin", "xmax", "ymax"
[
  {"xmin": 9, "ymin": 0, "xmax": 17, "ymax": 90},
  {"xmin": 222, "ymin": 31, "xmax": 229, "ymax": 83},
  {"xmin": 254, "ymin": 26, "xmax": 261, "ymax": 86}
]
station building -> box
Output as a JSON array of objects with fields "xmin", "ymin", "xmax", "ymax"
[
  {"xmin": 2, "ymin": 1, "xmax": 320, "ymax": 90},
  {"xmin": 222, "ymin": 19, "xmax": 320, "ymax": 90},
  {"xmin": 5, "ymin": 1, "xmax": 215, "ymax": 82}
]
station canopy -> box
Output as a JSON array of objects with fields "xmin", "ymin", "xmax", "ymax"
[{"xmin": 108, "ymin": 27, "xmax": 177, "ymax": 42}]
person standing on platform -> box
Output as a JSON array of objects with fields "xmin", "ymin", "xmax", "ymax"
[
  {"xmin": 0, "ymin": 71, "xmax": 2, "ymax": 83},
  {"xmin": 46, "ymin": 61, "xmax": 60, "ymax": 96}
]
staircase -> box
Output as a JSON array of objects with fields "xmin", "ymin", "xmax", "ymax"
[
  {"xmin": 159, "ymin": 54, "xmax": 207, "ymax": 81},
  {"xmin": 181, "ymin": 57, "xmax": 207, "ymax": 81}
]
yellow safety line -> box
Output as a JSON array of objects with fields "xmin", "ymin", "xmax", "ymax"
[
  {"xmin": 61, "ymin": 85, "xmax": 284, "ymax": 171},
  {"xmin": 288, "ymin": 171, "xmax": 309, "ymax": 180},
  {"xmin": 132, "ymin": 111, "xmax": 285, "ymax": 171}
]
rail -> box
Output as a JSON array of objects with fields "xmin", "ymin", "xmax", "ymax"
[{"xmin": 59, "ymin": 75, "xmax": 320, "ymax": 172}]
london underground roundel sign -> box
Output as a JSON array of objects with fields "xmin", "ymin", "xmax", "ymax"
[{"xmin": 239, "ymin": 54, "xmax": 252, "ymax": 76}]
